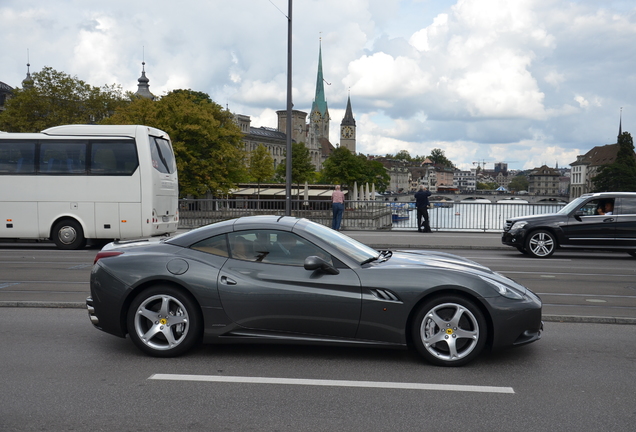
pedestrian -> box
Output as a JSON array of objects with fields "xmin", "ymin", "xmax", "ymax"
[
  {"xmin": 414, "ymin": 185, "xmax": 432, "ymax": 232},
  {"xmin": 331, "ymin": 185, "xmax": 345, "ymax": 231}
]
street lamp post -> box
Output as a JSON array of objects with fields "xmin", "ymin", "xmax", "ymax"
[{"xmin": 285, "ymin": 0, "xmax": 293, "ymax": 216}]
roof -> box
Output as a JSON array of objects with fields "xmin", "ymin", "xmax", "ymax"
[
  {"xmin": 570, "ymin": 143, "xmax": 619, "ymax": 167},
  {"xmin": 0, "ymin": 81, "xmax": 13, "ymax": 92},
  {"xmin": 249, "ymin": 127, "xmax": 287, "ymax": 141}
]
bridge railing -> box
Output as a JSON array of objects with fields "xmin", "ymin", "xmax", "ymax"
[{"xmin": 178, "ymin": 199, "xmax": 565, "ymax": 232}]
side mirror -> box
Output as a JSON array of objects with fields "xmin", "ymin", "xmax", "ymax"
[
  {"xmin": 304, "ymin": 256, "xmax": 340, "ymax": 275},
  {"xmin": 573, "ymin": 211, "xmax": 584, "ymax": 222}
]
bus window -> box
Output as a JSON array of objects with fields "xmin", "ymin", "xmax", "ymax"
[
  {"xmin": 150, "ymin": 136, "xmax": 176, "ymax": 174},
  {"xmin": 0, "ymin": 141, "xmax": 36, "ymax": 174},
  {"xmin": 39, "ymin": 141, "xmax": 87, "ymax": 174},
  {"xmin": 90, "ymin": 140, "xmax": 138, "ymax": 175}
]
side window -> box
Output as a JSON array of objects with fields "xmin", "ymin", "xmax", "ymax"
[
  {"xmin": 191, "ymin": 234, "xmax": 229, "ymax": 257},
  {"xmin": 618, "ymin": 198, "xmax": 636, "ymax": 215},
  {"xmin": 0, "ymin": 141, "xmax": 36, "ymax": 174},
  {"xmin": 228, "ymin": 230, "xmax": 332, "ymax": 266},
  {"xmin": 90, "ymin": 141, "xmax": 138, "ymax": 175},
  {"xmin": 39, "ymin": 141, "xmax": 87, "ymax": 174},
  {"xmin": 579, "ymin": 199, "xmax": 602, "ymax": 216}
]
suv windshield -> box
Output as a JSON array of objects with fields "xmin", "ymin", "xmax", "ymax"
[{"xmin": 557, "ymin": 196, "xmax": 587, "ymax": 215}]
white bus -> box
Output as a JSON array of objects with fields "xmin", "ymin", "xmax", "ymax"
[{"xmin": 0, "ymin": 124, "xmax": 179, "ymax": 249}]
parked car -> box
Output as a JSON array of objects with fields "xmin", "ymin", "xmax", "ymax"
[
  {"xmin": 502, "ymin": 192, "xmax": 636, "ymax": 258},
  {"xmin": 87, "ymin": 216, "xmax": 542, "ymax": 367}
]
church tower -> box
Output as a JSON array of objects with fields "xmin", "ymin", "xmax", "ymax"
[
  {"xmin": 309, "ymin": 42, "xmax": 329, "ymax": 141},
  {"xmin": 340, "ymin": 94, "xmax": 356, "ymax": 153},
  {"xmin": 135, "ymin": 61, "xmax": 155, "ymax": 100}
]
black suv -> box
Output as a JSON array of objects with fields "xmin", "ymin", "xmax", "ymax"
[{"xmin": 502, "ymin": 192, "xmax": 636, "ymax": 258}]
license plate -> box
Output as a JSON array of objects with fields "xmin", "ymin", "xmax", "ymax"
[{"xmin": 162, "ymin": 216, "xmax": 170, "ymax": 222}]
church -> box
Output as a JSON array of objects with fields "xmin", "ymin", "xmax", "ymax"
[
  {"xmin": 2, "ymin": 45, "xmax": 357, "ymax": 173},
  {"xmin": 238, "ymin": 43, "xmax": 357, "ymax": 171}
]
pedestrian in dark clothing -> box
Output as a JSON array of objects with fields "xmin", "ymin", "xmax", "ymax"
[{"xmin": 414, "ymin": 185, "xmax": 432, "ymax": 232}]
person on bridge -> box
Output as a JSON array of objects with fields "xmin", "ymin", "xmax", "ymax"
[
  {"xmin": 415, "ymin": 185, "xmax": 432, "ymax": 233},
  {"xmin": 331, "ymin": 185, "xmax": 345, "ymax": 231}
]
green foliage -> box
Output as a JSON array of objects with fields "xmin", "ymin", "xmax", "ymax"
[
  {"xmin": 508, "ymin": 174, "xmax": 529, "ymax": 192},
  {"xmin": 477, "ymin": 182, "xmax": 498, "ymax": 190},
  {"xmin": 103, "ymin": 90, "xmax": 247, "ymax": 197},
  {"xmin": 275, "ymin": 142, "xmax": 315, "ymax": 185},
  {"xmin": 593, "ymin": 132, "xmax": 636, "ymax": 192},
  {"xmin": 0, "ymin": 66, "xmax": 127, "ymax": 132},
  {"xmin": 320, "ymin": 147, "xmax": 390, "ymax": 191},
  {"xmin": 428, "ymin": 148, "xmax": 453, "ymax": 168},
  {"xmin": 249, "ymin": 144, "xmax": 275, "ymax": 184}
]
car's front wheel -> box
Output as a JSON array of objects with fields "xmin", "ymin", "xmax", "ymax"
[
  {"xmin": 525, "ymin": 230, "xmax": 556, "ymax": 258},
  {"xmin": 412, "ymin": 295, "xmax": 487, "ymax": 367},
  {"xmin": 127, "ymin": 285, "xmax": 201, "ymax": 357}
]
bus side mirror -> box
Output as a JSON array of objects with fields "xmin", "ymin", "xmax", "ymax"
[{"xmin": 304, "ymin": 256, "xmax": 340, "ymax": 275}]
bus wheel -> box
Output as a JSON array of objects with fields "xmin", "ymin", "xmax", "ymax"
[{"xmin": 52, "ymin": 220, "xmax": 87, "ymax": 250}]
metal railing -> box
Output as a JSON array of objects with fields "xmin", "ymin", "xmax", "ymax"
[{"xmin": 178, "ymin": 199, "xmax": 564, "ymax": 232}]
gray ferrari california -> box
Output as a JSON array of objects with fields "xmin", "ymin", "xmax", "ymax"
[{"xmin": 87, "ymin": 215, "xmax": 542, "ymax": 366}]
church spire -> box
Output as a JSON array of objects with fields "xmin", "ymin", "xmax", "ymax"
[
  {"xmin": 22, "ymin": 51, "xmax": 34, "ymax": 89},
  {"xmin": 342, "ymin": 93, "xmax": 356, "ymax": 126},
  {"xmin": 311, "ymin": 40, "xmax": 328, "ymax": 118},
  {"xmin": 135, "ymin": 61, "xmax": 155, "ymax": 100},
  {"xmin": 618, "ymin": 107, "xmax": 622, "ymax": 138}
]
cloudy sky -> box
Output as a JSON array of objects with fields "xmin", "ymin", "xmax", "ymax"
[{"xmin": 2, "ymin": 0, "xmax": 635, "ymax": 171}]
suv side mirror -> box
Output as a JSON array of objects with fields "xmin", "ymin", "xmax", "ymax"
[
  {"xmin": 574, "ymin": 210, "xmax": 584, "ymax": 221},
  {"xmin": 304, "ymin": 256, "xmax": 340, "ymax": 275}
]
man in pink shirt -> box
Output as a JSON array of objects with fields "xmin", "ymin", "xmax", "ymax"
[{"xmin": 331, "ymin": 185, "xmax": 345, "ymax": 230}]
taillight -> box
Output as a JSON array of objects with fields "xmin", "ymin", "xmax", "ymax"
[{"xmin": 94, "ymin": 251, "xmax": 124, "ymax": 265}]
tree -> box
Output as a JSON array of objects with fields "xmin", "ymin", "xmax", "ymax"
[
  {"xmin": 248, "ymin": 144, "xmax": 275, "ymax": 199},
  {"xmin": 0, "ymin": 66, "xmax": 127, "ymax": 132},
  {"xmin": 320, "ymin": 147, "xmax": 390, "ymax": 191},
  {"xmin": 103, "ymin": 90, "xmax": 247, "ymax": 197},
  {"xmin": 477, "ymin": 182, "xmax": 498, "ymax": 190},
  {"xmin": 508, "ymin": 174, "xmax": 529, "ymax": 192},
  {"xmin": 275, "ymin": 142, "xmax": 315, "ymax": 185},
  {"xmin": 593, "ymin": 132, "xmax": 636, "ymax": 192},
  {"xmin": 428, "ymin": 148, "xmax": 453, "ymax": 168}
]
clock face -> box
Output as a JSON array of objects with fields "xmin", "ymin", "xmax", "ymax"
[
  {"xmin": 312, "ymin": 111, "xmax": 321, "ymax": 122},
  {"xmin": 342, "ymin": 126, "xmax": 354, "ymax": 139}
]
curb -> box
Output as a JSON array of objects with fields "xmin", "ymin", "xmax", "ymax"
[{"xmin": 2, "ymin": 302, "xmax": 635, "ymax": 325}]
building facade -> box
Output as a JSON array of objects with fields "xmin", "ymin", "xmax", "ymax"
[{"xmin": 528, "ymin": 165, "xmax": 560, "ymax": 195}]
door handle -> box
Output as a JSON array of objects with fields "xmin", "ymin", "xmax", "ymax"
[
  {"xmin": 221, "ymin": 276, "xmax": 237, "ymax": 285},
  {"xmin": 603, "ymin": 218, "xmax": 614, "ymax": 222}
]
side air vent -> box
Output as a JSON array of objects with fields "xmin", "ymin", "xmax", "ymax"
[{"xmin": 370, "ymin": 289, "xmax": 401, "ymax": 302}]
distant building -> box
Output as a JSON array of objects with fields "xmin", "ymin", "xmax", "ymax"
[
  {"xmin": 0, "ymin": 81, "xmax": 12, "ymax": 111},
  {"xmin": 455, "ymin": 169, "xmax": 477, "ymax": 192},
  {"xmin": 569, "ymin": 144, "xmax": 620, "ymax": 199},
  {"xmin": 528, "ymin": 165, "xmax": 560, "ymax": 195},
  {"xmin": 135, "ymin": 62, "xmax": 155, "ymax": 100}
]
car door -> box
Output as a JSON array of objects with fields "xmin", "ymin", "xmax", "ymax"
[
  {"xmin": 614, "ymin": 197, "xmax": 636, "ymax": 247},
  {"xmin": 217, "ymin": 229, "xmax": 362, "ymax": 338},
  {"xmin": 562, "ymin": 198, "xmax": 617, "ymax": 246}
]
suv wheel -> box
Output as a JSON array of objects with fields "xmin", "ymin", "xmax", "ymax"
[{"xmin": 525, "ymin": 230, "xmax": 556, "ymax": 258}]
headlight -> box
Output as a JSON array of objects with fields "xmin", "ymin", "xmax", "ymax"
[
  {"xmin": 510, "ymin": 221, "xmax": 528, "ymax": 231},
  {"xmin": 479, "ymin": 276, "xmax": 525, "ymax": 300}
]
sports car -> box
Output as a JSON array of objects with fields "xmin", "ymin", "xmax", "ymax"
[{"xmin": 87, "ymin": 215, "xmax": 542, "ymax": 366}]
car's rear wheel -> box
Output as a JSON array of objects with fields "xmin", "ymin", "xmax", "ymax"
[
  {"xmin": 412, "ymin": 295, "xmax": 487, "ymax": 367},
  {"xmin": 127, "ymin": 285, "xmax": 201, "ymax": 357},
  {"xmin": 525, "ymin": 230, "xmax": 556, "ymax": 258}
]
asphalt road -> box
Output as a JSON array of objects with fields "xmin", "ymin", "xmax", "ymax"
[
  {"xmin": 1, "ymin": 242, "xmax": 635, "ymax": 323},
  {"xmin": 1, "ymin": 308, "xmax": 635, "ymax": 431}
]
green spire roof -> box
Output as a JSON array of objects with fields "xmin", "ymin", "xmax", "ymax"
[{"xmin": 311, "ymin": 43, "xmax": 328, "ymax": 117}]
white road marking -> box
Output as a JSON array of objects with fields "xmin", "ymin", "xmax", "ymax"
[{"xmin": 149, "ymin": 374, "xmax": 515, "ymax": 394}]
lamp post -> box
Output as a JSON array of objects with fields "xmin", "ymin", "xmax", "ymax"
[{"xmin": 285, "ymin": 0, "xmax": 293, "ymax": 216}]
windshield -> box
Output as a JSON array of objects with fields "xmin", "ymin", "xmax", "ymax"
[
  {"xmin": 557, "ymin": 196, "xmax": 587, "ymax": 215},
  {"xmin": 150, "ymin": 136, "xmax": 176, "ymax": 174},
  {"xmin": 301, "ymin": 219, "xmax": 379, "ymax": 264}
]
